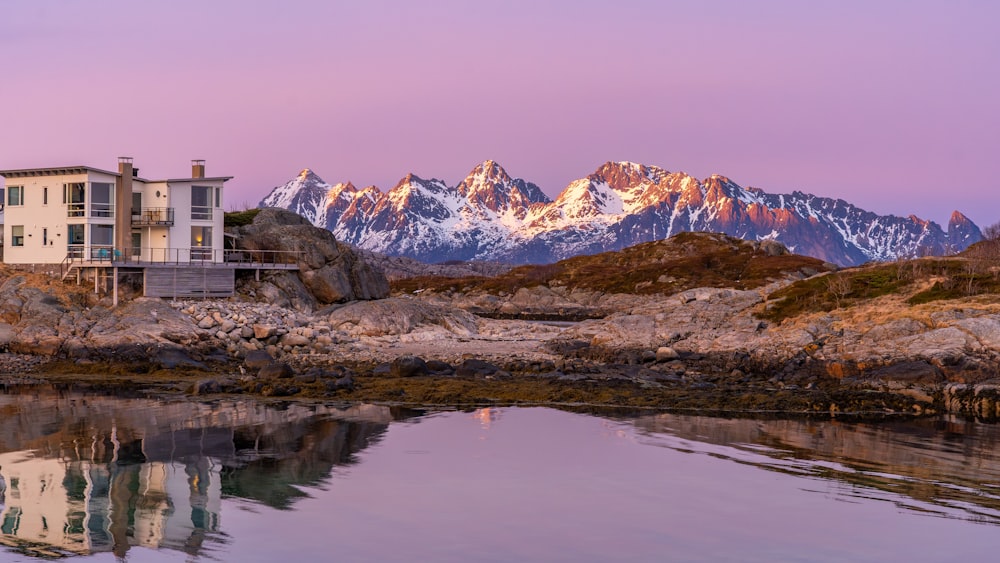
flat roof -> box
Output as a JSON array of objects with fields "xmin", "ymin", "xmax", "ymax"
[
  {"xmin": 0, "ymin": 165, "xmax": 232, "ymax": 183},
  {"xmin": 0, "ymin": 165, "xmax": 120, "ymax": 178}
]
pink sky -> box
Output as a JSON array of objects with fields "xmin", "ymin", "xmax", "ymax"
[{"xmin": 2, "ymin": 0, "xmax": 997, "ymax": 226}]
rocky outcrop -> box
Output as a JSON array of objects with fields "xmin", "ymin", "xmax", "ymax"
[
  {"xmin": 322, "ymin": 298, "xmax": 480, "ymax": 339},
  {"xmin": 350, "ymin": 247, "xmax": 512, "ymax": 281},
  {"xmin": 230, "ymin": 208, "xmax": 389, "ymax": 311}
]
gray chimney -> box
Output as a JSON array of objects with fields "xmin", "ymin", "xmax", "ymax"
[{"xmin": 192, "ymin": 160, "xmax": 206, "ymax": 179}]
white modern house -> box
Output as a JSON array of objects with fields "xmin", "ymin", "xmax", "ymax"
[
  {"xmin": 0, "ymin": 158, "xmax": 226, "ymax": 265},
  {"xmin": 0, "ymin": 158, "xmax": 296, "ymax": 300}
]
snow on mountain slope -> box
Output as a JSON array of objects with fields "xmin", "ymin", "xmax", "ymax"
[{"xmin": 259, "ymin": 161, "xmax": 982, "ymax": 266}]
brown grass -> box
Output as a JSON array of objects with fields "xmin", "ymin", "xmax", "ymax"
[{"xmin": 393, "ymin": 232, "xmax": 830, "ymax": 296}]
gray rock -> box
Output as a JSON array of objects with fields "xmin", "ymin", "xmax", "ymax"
[
  {"xmin": 156, "ymin": 348, "xmax": 207, "ymax": 370},
  {"xmin": 244, "ymin": 350, "xmax": 275, "ymax": 370},
  {"xmin": 326, "ymin": 376, "xmax": 355, "ymax": 392},
  {"xmin": 426, "ymin": 360, "xmax": 454, "ymax": 375},
  {"xmin": 456, "ymin": 359, "xmax": 500, "ymax": 377},
  {"xmin": 258, "ymin": 362, "xmax": 295, "ymax": 379},
  {"xmin": 231, "ymin": 208, "xmax": 389, "ymax": 309},
  {"xmin": 281, "ymin": 333, "xmax": 312, "ymax": 347},
  {"xmin": 391, "ymin": 355, "xmax": 429, "ymax": 377},
  {"xmin": 324, "ymin": 298, "xmax": 479, "ymax": 337}
]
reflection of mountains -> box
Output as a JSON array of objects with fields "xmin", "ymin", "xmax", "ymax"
[
  {"xmin": 631, "ymin": 414, "xmax": 1000, "ymax": 525},
  {"xmin": 0, "ymin": 387, "xmax": 413, "ymax": 559}
]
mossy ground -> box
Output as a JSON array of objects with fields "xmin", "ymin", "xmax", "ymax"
[
  {"xmin": 761, "ymin": 253, "xmax": 1000, "ymax": 323},
  {"xmin": 12, "ymin": 359, "xmax": 933, "ymax": 419}
]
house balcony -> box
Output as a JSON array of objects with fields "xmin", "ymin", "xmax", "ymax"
[{"xmin": 132, "ymin": 207, "xmax": 175, "ymax": 226}]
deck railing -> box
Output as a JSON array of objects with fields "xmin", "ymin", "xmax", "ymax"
[{"xmin": 60, "ymin": 247, "xmax": 303, "ymax": 275}]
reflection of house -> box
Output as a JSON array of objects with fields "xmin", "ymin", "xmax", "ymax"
[
  {"xmin": 0, "ymin": 158, "xmax": 299, "ymax": 299},
  {"xmin": 0, "ymin": 452, "xmax": 222, "ymax": 558}
]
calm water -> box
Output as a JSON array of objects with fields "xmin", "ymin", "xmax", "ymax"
[{"xmin": 1, "ymin": 387, "xmax": 999, "ymax": 562}]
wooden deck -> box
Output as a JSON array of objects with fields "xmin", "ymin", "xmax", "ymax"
[{"xmin": 62, "ymin": 251, "xmax": 301, "ymax": 300}]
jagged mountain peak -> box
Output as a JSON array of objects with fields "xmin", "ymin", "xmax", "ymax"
[
  {"xmin": 950, "ymin": 210, "xmax": 975, "ymax": 225},
  {"xmin": 296, "ymin": 168, "xmax": 325, "ymax": 182},
  {"xmin": 456, "ymin": 160, "xmax": 551, "ymax": 212},
  {"xmin": 460, "ymin": 160, "xmax": 515, "ymax": 189},
  {"xmin": 592, "ymin": 161, "xmax": 671, "ymax": 188},
  {"xmin": 259, "ymin": 161, "xmax": 983, "ymax": 266},
  {"xmin": 948, "ymin": 210, "xmax": 983, "ymax": 247}
]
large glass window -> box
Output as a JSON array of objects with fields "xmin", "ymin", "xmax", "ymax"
[
  {"xmin": 91, "ymin": 182, "xmax": 113, "ymax": 217},
  {"xmin": 132, "ymin": 192, "xmax": 142, "ymax": 217},
  {"xmin": 191, "ymin": 186, "xmax": 212, "ymax": 220},
  {"xmin": 91, "ymin": 224, "xmax": 113, "ymax": 246},
  {"xmin": 10, "ymin": 226, "xmax": 24, "ymax": 247},
  {"xmin": 8, "ymin": 186, "xmax": 23, "ymax": 206},
  {"xmin": 64, "ymin": 183, "xmax": 85, "ymax": 217},
  {"xmin": 191, "ymin": 226, "xmax": 212, "ymax": 259}
]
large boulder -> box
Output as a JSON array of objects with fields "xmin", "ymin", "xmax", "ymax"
[
  {"xmin": 232, "ymin": 208, "xmax": 389, "ymax": 310},
  {"xmin": 323, "ymin": 298, "xmax": 480, "ymax": 337}
]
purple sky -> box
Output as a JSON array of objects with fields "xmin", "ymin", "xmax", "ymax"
[{"xmin": 2, "ymin": 0, "xmax": 998, "ymax": 226}]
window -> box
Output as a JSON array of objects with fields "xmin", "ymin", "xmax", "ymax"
[
  {"xmin": 132, "ymin": 192, "xmax": 142, "ymax": 217},
  {"xmin": 91, "ymin": 182, "xmax": 113, "ymax": 217},
  {"xmin": 67, "ymin": 224, "xmax": 85, "ymax": 255},
  {"xmin": 43, "ymin": 187, "xmax": 48, "ymax": 205},
  {"xmin": 191, "ymin": 226, "xmax": 212, "ymax": 259},
  {"xmin": 91, "ymin": 224, "xmax": 113, "ymax": 246},
  {"xmin": 8, "ymin": 186, "xmax": 23, "ymax": 206},
  {"xmin": 11, "ymin": 226, "xmax": 24, "ymax": 247},
  {"xmin": 64, "ymin": 183, "xmax": 85, "ymax": 216},
  {"xmin": 214, "ymin": 187, "xmax": 221, "ymax": 208},
  {"xmin": 42, "ymin": 228, "xmax": 48, "ymax": 246},
  {"xmin": 191, "ymin": 186, "xmax": 212, "ymax": 220},
  {"xmin": 90, "ymin": 224, "xmax": 113, "ymax": 259}
]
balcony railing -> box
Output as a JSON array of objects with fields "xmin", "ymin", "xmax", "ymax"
[
  {"xmin": 62, "ymin": 246, "xmax": 303, "ymax": 266},
  {"xmin": 132, "ymin": 207, "xmax": 175, "ymax": 226},
  {"xmin": 66, "ymin": 203, "xmax": 115, "ymax": 218}
]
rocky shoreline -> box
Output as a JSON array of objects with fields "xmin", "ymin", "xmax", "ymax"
[
  {"xmin": 2, "ymin": 212, "xmax": 1000, "ymax": 421},
  {"xmin": 1, "ymin": 289, "xmax": 998, "ymax": 421}
]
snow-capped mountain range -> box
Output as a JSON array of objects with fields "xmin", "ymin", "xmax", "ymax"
[{"xmin": 259, "ymin": 160, "xmax": 982, "ymax": 266}]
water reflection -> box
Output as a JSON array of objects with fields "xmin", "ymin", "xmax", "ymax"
[
  {"xmin": 0, "ymin": 386, "xmax": 414, "ymax": 559},
  {"xmin": 2, "ymin": 389, "xmax": 1000, "ymax": 561},
  {"xmin": 630, "ymin": 413, "xmax": 1000, "ymax": 525}
]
